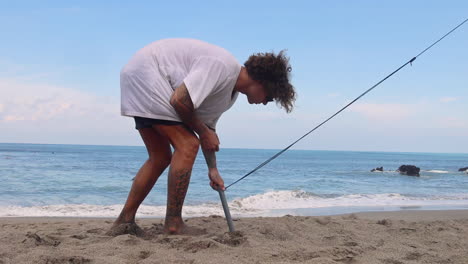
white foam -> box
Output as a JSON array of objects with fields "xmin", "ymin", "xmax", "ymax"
[
  {"xmin": 0, "ymin": 204, "xmax": 223, "ymax": 218},
  {"xmin": 425, "ymin": 170, "xmax": 449, "ymax": 173},
  {"xmin": 2, "ymin": 190, "xmax": 468, "ymax": 217},
  {"xmin": 229, "ymin": 190, "xmax": 468, "ymax": 211}
]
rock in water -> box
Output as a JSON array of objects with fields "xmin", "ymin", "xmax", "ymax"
[
  {"xmin": 371, "ymin": 167, "xmax": 384, "ymax": 172},
  {"xmin": 397, "ymin": 165, "xmax": 420, "ymax": 177},
  {"xmin": 458, "ymin": 167, "xmax": 468, "ymax": 172}
]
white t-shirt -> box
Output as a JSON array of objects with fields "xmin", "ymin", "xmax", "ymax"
[{"xmin": 120, "ymin": 38, "xmax": 241, "ymax": 129}]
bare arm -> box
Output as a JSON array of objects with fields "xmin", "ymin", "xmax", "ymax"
[
  {"xmin": 202, "ymin": 128, "xmax": 225, "ymax": 190},
  {"xmin": 169, "ymin": 83, "xmax": 209, "ymax": 136},
  {"xmin": 170, "ymin": 83, "xmax": 224, "ymax": 189},
  {"xmin": 202, "ymin": 147, "xmax": 225, "ymax": 190},
  {"xmin": 202, "ymin": 148, "xmax": 217, "ymax": 169},
  {"xmin": 170, "ymin": 83, "xmax": 219, "ymax": 151}
]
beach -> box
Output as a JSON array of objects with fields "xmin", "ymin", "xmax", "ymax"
[
  {"xmin": 2, "ymin": 144, "xmax": 468, "ymax": 263},
  {"xmin": 2, "ymin": 2, "xmax": 468, "ymax": 263},
  {"xmin": 1, "ymin": 210, "xmax": 468, "ymax": 264}
]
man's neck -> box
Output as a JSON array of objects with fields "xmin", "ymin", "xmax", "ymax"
[{"xmin": 234, "ymin": 67, "xmax": 249, "ymax": 95}]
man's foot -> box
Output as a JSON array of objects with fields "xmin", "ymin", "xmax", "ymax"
[
  {"xmin": 106, "ymin": 222, "xmax": 145, "ymax": 237},
  {"xmin": 164, "ymin": 216, "xmax": 185, "ymax": 235}
]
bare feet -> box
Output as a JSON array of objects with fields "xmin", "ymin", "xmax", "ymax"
[
  {"xmin": 106, "ymin": 216, "xmax": 145, "ymax": 237},
  {"xmin": 164, "ymin": 216, "xmax": 185, "ymax": 235},
  {"xmin": 106, "ymin": 213, "xmax": 145, "ymax": 237}
]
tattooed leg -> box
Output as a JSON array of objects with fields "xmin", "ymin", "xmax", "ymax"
[
  {"xmin": 164, "ymin": 148, "xmax": 197, "ymax": 234},
  {"xmin": 154, "ymin": 124, "xmax": 200, "ymax": 234},
  {"xmin": 164, "ymin": 167, "xmax": 192, "ymax": 234}
]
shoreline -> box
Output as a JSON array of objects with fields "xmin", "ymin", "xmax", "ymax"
[
  {"xmin": 2, "ymin": 204, "xmax": 468, "ymax": 219},
  {"xmin": 1, "ymin": 209, "xmax": 468, "ymax": 263},
  {"xmin": 2, "ymin": 209, "xmax": 468, "ymax": 221}
]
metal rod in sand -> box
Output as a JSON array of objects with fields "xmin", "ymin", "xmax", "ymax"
[{"xmin": 218, "ymin": 189, "xmax": 235, "ymax": 232}]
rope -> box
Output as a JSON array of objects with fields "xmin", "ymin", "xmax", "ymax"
[{"xmin": 225, "ymin": 18, "xmax": 468, "ymax": 190}]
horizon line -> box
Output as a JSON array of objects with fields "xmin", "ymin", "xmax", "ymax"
[{"xmin": 1, "ymin": 142, "xmax": 467, "ymax": 155}]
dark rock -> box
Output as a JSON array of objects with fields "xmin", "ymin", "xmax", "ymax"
[
  {"xmin": 371, "ymin": 167, "xmax": 384, "ymax": 172},
  {"xmin": 458, "ymin": 167, "xmax": 468, "ymax": 172},
  {"xmin": 397, "ymin": 165, "xmax": 420, "ymax": 176}
]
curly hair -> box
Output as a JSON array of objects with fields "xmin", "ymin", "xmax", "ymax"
[{"xmin": 244, "ymin": 50, "xmax": 296, "ymax": 113}]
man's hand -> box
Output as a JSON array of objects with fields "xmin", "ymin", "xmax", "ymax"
[
  {"xmin": 208, "ymin": 168, "xmax": 225, "ymax": 191},
  {"xmin": 199, "ymin": 129, "xmax": 219, "ymax": 152}
]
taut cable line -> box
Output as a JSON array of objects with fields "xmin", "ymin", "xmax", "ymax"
[{"xmin": 225, "ymin": 18, "xmax": 468, "ymax": 190}]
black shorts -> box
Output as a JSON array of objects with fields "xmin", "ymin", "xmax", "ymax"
[{"xmin": 134, "ymin": 116, "xmax": 183, "ymax": 130}]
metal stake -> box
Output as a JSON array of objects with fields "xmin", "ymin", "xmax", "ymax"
[{"xmin": 218, "ymin": 189, "xmax": 235, "ymax": 232}]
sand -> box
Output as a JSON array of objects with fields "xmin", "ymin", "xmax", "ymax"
[{"xmin": 1, "ymin": 210, "xmax": 468, "ymax": 264}]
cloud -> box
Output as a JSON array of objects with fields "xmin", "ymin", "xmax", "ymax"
[
  {"xmin": 327, "ymin": 92, "xmax": 341, "ymax": 98},
  {"xmin": 437, "ymin": 116, "xmax": 468, "ymax": 129},
  {"xmin": 0, "ymin": 60, "xmax": 70, "ymax": 84},
  {"xmin": 440, "ymin": 97, "xmax": 458, "ymax": 103},
  {"xmin": 224, "ymin": 109, "xmax": 319, "ymax": 123},
  {"xmin": 1, "ymin": 76, "xmax": 465, "ymax": 152},
  {"xmin": 0, "ymin": 79, "xmax": 117, "ymax": 122},
  {"xmin": 349, "ymin": 103, "xmax": 414, "ymax": 121},
  {"xmin": 0, "ymin": 78, "xmax": 137, "ymax": 145}
]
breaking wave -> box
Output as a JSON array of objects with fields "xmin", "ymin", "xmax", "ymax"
[{"xmin": 2, "ymin": 190, "xmax": 468, "ymax": 217}]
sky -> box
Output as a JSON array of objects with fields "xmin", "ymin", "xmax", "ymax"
[{"xmin": 1, "ymin": 1, "xmax": 467, "ymax": 153}]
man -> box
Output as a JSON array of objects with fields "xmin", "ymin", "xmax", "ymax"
[{"xmin": 108, "ymin": 39, "xmax": 296, "ymax": 236}]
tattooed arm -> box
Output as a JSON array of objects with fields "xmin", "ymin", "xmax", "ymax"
[
  {"xmin": 203, "ymin": 147, "xmax": 225, "ymax": 190},
  {"xmin": 202, "ymin": 145, "xmax": 217, "ymax": 169},
  {"xmin": 170, "ymin": 83, "xmax": 208, "ymax": 136},
  {"xmin": 171, "ymin": 83, "xmax": 225, "ymax": 190},
  {"xmin": 170, "ymin": 83, "xmax": 219, "ymax": 151}
]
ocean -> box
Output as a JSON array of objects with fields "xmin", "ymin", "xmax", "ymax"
[{"xmin": 1, "ymin": 143, "xmax": 467, "ymax": 218}]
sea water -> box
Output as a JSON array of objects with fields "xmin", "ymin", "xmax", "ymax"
[{"xmin": 1, "ymin": 143, "xmax": 467, "ymax": 217}]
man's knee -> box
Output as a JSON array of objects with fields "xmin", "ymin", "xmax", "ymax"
[
  {"xmin": 148, "ymin": 150, "xmax": 172, "ymax": 168},
  {"xmin": 178, "ymin": 137, "xmax": 200, "ymax": 160}
]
